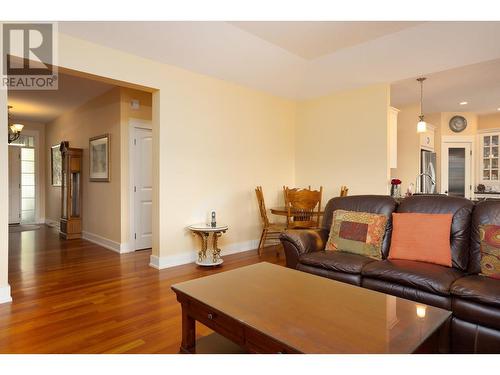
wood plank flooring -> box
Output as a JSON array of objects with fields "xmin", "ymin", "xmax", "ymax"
[{"xmin": 0, "ymin": 226, "xmax": 284, "ymax": 353}]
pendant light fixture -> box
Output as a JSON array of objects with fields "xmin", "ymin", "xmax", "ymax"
[
  {"xmin": 416, "ymin": 77, "xmax": 427, "ymax": 133},
  {"xmin": 7, "ymin": 106, "xmax": 24, "ymax": 144}
]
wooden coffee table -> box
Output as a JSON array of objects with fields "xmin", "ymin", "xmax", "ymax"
[{"xmin": 171, "ymin": 262, "xmax": 451, "ymax": 354}]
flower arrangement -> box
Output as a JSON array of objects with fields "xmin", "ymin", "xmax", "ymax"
[
  {"xmin": 391, "ymin": 179, "xmax": 402, "ymax": 186},
  {"xmin": 390, "ymin": 179, "xmax": 402, "ymax": 197}
]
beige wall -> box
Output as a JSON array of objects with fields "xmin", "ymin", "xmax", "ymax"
[
  {"xmin": 296, "ymin": 84, "xmax": 391, "ymax": 200},
  {"xmin": 45, "ymin": 87, "xmax": 122, "ymax": 242},
  {"xmin": 0, "ymin": 32, "xmax": 393, "ymax": 289},
  {"xmin": 441, "ymin": 112, "xmax": 478, "ymax": 136},
  {"xmin": 479, "ymin": 112, "xmax": 500, "ymax": 130},
  {"xmin": 390, "ymin": 103, "xmax": 421, "ymax": 192}
]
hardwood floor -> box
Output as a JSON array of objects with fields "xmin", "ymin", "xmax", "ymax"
[{"xmin": 0, "ymin": 226, "xmax": 284, "ymax": 353}]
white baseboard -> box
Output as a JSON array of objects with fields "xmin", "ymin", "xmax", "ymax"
[
  {"xmin": 0, "ymin": 285, "xmax": 12, "ymax": 304},
  {"xmin": 44, "ymin": 218, "xmax": 59, "ymax": 228},
  {"xmin": 149, "ymin": 239, "xmax": 260, "ymax": 270},
  {"xmin": 82, "ymin": 231, "xmax": 123, "ymax": 254}
]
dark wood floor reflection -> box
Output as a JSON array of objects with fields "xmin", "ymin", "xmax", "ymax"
[{"xmin": 0, "ymin": 226, "xmax": 284, "ymax": 353}]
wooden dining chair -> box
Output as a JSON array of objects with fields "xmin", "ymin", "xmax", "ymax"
[
  {"xmin": 340, "ymin": 185, "xmax": 349, "ymax": 197},
  {"xmin": 255, "ymin": 186, "xmax": 286, "ymax": 256},
  {"xmin": 284, "ymin": 186, "xmax": 323, "ymax": 229}
]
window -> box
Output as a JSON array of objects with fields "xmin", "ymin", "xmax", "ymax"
[{"xmin": 21, "ymin": 147, "xmax": 36, "ymax": 223}]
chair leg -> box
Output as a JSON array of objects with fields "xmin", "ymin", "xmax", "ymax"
[
  {"xmin": 258, "ymin": 229, "xmax": 266, "ymax": 256},
  {"xmin": 260, "ymin": 229, "xmax": 269, "ymax": 255}
]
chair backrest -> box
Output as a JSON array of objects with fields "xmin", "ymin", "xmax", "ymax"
[
  {"xmin": 284, "ymin": 186, "xmax": 323, "ymax": 228},
  {"xmin": 340, "ymin": 186, "xmax": 349, "ymax": 197},
  {"xmin": 255, "ymin": 186, "xmax": 270, "ymax": 227}
]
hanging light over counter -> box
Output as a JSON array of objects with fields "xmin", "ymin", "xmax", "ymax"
[{"xmin": 416, "ymin": 77, "xmax": 427, "ymax": 133}]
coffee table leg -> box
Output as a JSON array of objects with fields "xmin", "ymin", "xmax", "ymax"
[{"xmin": 180, "ymin": 303, "xmax": 196, "ymax": 353}]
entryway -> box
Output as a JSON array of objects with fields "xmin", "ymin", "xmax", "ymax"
[{"xmin": 8, "ymin": 134, "xmax": 38, "ymax": 225}]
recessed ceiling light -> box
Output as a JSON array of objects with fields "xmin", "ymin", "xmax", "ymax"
[
  {"xmin": 459, "ymin": 101, "xmax": 468, "ymax": 105},
  {"xmin": 497, "ymin": 108, "xmax": 500, "ymax": 111}
]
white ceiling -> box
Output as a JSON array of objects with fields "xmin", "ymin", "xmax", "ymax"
[
  {"xmin": 391, "ymin": 59, "xmax": 500, "ymax": 114},
  {"xmin": 8, "ymin": 73, "xmax": 114, "ymax": 123},
  {"xmin": 230, "ymin": 21, "xmax": 423, "ymax": 59},
  {"xmin": 59, "ymin": 21, "xmax": 500, "ymax": 100}
]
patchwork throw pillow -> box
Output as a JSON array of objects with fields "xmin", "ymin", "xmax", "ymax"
[
  {"xmin": 325, "ymin": 210, "xmax": 388, "ymax": 259},
  {"xmin": 479, "ymin": 224, "xmax": 500, "ymax": 279}
]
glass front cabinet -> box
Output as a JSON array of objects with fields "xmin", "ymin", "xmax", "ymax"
[
  {"xmin": 60, "ymin": 141, "xmax": 83, "ymax": 239},
  {"xmin": 480, "ymin": 132, "xmax": 500, "ymax": 183}
]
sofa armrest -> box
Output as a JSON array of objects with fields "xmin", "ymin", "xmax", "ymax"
[{"xmin": 279, "ymin": 229, "xmax": 328, "ymax": 269}]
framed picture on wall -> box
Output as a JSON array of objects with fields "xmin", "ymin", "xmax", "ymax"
[
  {"xmin": 51, "ymin": 144, "xmax": 62, "ymax": 186},
  {"xmin": 89, "ymin": 134, "xmax": 110, "ymax": 182}
]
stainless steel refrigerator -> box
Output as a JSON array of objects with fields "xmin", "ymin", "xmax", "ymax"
[{"xmin": 420, "ymin": 150, "xmax": 437, "ymax": 194}]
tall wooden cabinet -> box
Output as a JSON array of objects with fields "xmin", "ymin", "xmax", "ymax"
[{"xmin": 60, "ymin": 141, "xmax": 83, "ymax": 239}]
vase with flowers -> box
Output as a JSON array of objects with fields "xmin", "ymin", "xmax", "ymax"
[{"xmin": 390, "ymin": 179, "xmax": 402, "ymax": 198}]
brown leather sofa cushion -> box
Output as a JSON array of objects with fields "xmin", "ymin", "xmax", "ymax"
[
  {"xmin": 469, "ymin": 200, "xmax": 500, "ymax": 274},
  {"xmin": 299, "ymin": 251, "xmax": 377, "ymax": 275},
  {"xmin": 362, "ymin": 259, "xmax": 464, "ymax": 296},
  {"xmin": 451, "ymin": 275, "xmax": 500, "ymax": 307},
  {"xmin": 322, "ymin": 195, "xmax": 397, "ymax": 258},
  {"xmin": 397, "ymin": 195, "xmax": 473, "ymax": 271}
]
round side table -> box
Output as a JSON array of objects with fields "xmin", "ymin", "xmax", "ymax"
[{"xmin": 187, "ymin": 224, "xmax": 229, "ymax": 266}]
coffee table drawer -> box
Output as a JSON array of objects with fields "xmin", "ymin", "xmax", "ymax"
[
  {"xmin": 188, "ymin": 300, "xmax": 245, "ymax": 345},
  {"xmin": 245, "ymin": 329, "xmax": 299, "ymax": 354}
]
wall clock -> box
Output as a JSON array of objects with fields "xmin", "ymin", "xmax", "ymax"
[{"xmin": 449, "ymin": 115, "xmax": 467, "ymax": 133}]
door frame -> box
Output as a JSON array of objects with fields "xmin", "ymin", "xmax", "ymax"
[
  {"xmin": 441, "ymin": 136, "xmax": 475, "ymax": 199},
  {"xmin": 8, "ymin": 128, "xmax": 42, "ymax": 224},
  {"xmin": 129, "ymin": 118, "xmax": 153, "ymax": 251}
]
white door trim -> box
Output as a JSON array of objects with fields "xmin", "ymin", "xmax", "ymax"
[
  {"xmin": 441, "ymin": 136, "xmax": 475, "ymax": 199},
  {"xmin": 8, "ymin": 146, "xmax": 21, "ymax": 224},
  {"xmin": 129, "ymin": 118, "xmax": 153, "ymax": 251}
]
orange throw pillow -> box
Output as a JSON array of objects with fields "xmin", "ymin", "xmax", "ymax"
[{"xmin": 388, "ymin": 213, "xmax": 453, "ymax": 267}]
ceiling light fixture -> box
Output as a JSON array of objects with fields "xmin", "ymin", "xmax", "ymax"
[
  {"xmin": 416, "ymin": 77, "xmax": 427, "ymax": 133},
  {"xmin": 459, "ymin": 101, "xmax": 468, "ymax": 106},
  {"xmin": 7, "ymin": 106, "xmax": 24, "ymax": 144}
]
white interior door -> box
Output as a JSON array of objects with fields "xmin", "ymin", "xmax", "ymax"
[
  {"xmin": 132, "ymin": 126, "xmax": 153, "ymax": 250},
  {"xmin": 8, "ymin": 146, "xmax": 21, "ymax": 224},
  {"xmin": 441, "ymin": 142, "xmax": 472, "ymax": 199}
]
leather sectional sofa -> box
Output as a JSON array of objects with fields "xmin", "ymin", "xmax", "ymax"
[{"xmin": 280, "ymin": 195, "xmax": 500, "ymax": 353}]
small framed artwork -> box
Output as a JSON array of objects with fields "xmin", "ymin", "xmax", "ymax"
[
  {"xmin": 51, "ymin": 144, "xmax": 62, "ymax": 186},
  {"xmin": 89, "ymin": 134, "xmax": 110, "ymax": 182}
]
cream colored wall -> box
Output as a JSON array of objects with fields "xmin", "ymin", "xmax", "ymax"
[
  {"xmin": 45, "ymin": 87, "xmax": 122, "ymax": 242},
  {"xmin": 50, "ymin": 33, "xmax": 296, "ymax": 264},
  {"xmin": 0, "ymin": 32, "xmax": 393, "ymax": 285},
  {"xmin": 390, "ymin": 103, "xmax": 421, "ymax": 192},
  {"xmin": 295, "ymin": 84, "xmax": 390, "ymax": 200},
  {"xmin": 441, "ymin": 112, "xmax": 478, "ymax": 136},
  {"xmin": 120, "ymin": 88, "xmax": 153, "ymax": 245},
  {"xmin": 478, "ymin": 112, "xmax": 500, "ymax": 130}
]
